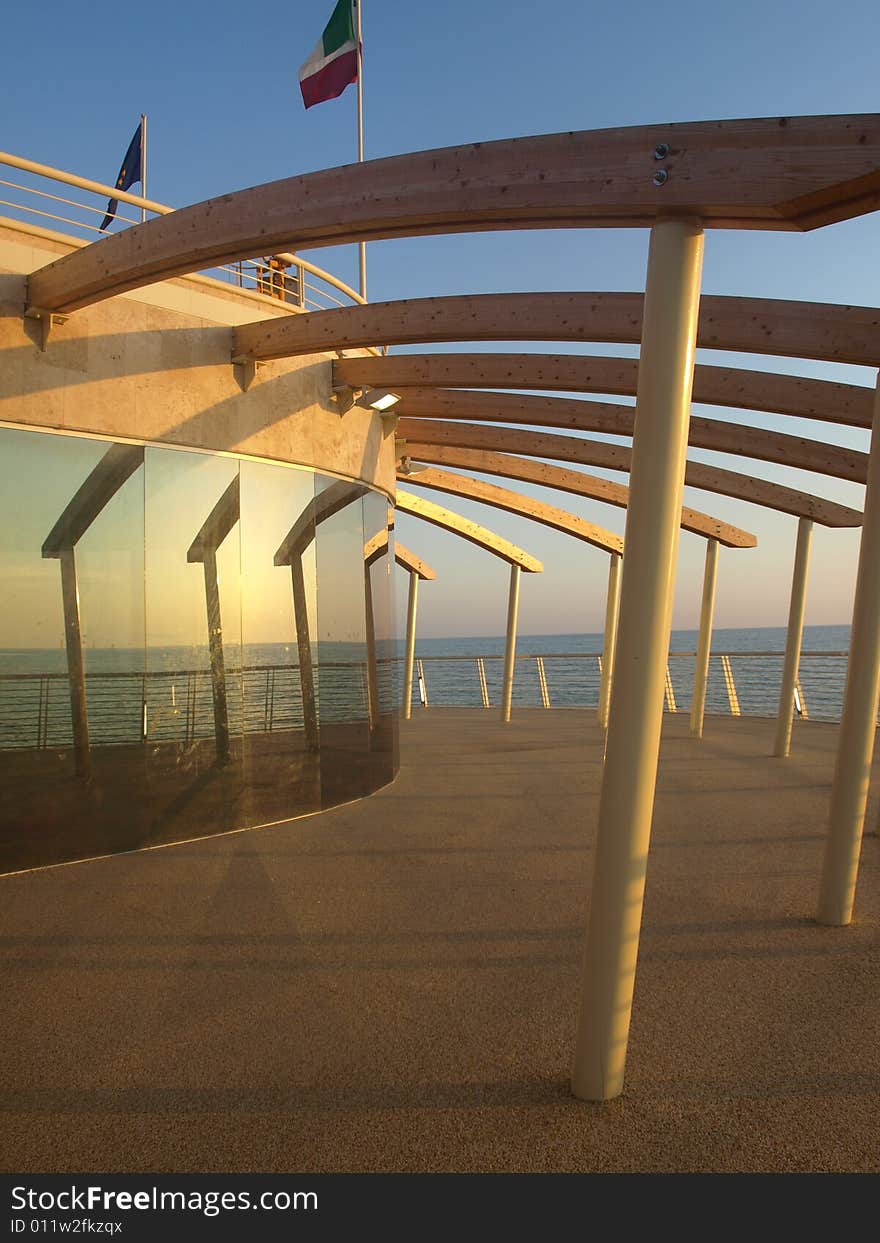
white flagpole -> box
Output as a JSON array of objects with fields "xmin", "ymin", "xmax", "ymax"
[
  {"xmin": 140, "ymin": 114, "xmax": 147, "ymax": 223},
  {"xmin": 355, "ymin": 0, "xmax": 366, "ymax": 299}
]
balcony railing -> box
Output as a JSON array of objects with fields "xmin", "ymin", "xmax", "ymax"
[
  {"xmin": 0, "ymin": 661, "xmax": 383, "ymax": 752},
  {"xmin": 0, "ymin": 651, "xmax": 857, "ymax": 755},
  {"xmin": 0, "ymin": 150, "xmax": 364, "ymax": 313},
  {"xmin": 405, "ymin": 650, "xmax": 851, "ymax": 723}
]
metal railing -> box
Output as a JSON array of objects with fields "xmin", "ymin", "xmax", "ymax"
[
  {"xmin": 402, "ymin": 650, "xmax": 853, "ymax": 723},
  {"xmin": 0, "ymin": 150, "xmax": 365, "ymax": 313},
  {"xmin": 0, "ymin": 661, "xmax": 386, "ymax": 751},
  {"xmin": 0, "ymin": 650, "xmax": 856, "ymax": 754}
]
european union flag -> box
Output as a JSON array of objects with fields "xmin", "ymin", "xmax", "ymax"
[{"xmin": 99, "ymin": 124, "xmax": 143, "ymax": 232}]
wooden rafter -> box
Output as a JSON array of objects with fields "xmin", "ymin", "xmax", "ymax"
[
  {"xmin": 399, "ymin": 467, "xmax": 624, "ymax": 555},
  {"xmin": 233, "ymin": 292, "xmax": 880, "ymax": 367},
  {"xmin": 390, "ymin": 388, "xmax": 868, "ymax": 484},
  {"xmin": 398, "ymin": 449, "xmax": 757, "ymax": 549},
  {"xmin": 398, "ymin": 421, "xmax": 863, "ymax": 527},
  {"xmin": 334, "ymin": 353, "xmax": 876, "ymax": 430},
  {"xmin": 395, "ymin": 490, "xmax": 543, "ymax": 572},
  {"xmin": 27, "ymin": 114, "xmax": 880, "ymax": 312},
  {"xmin": 363, "ymin": 529, "xmax": 437, "ymax": 579}
]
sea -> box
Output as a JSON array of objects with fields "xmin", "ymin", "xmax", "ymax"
[{"xmin": 0, "ymin": 625, "xmax": 854, "ymax": 751}]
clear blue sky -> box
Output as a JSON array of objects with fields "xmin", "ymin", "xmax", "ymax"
[{"xmin": 4, "ymin": 0, "xmax": 879, "ymax": 637}]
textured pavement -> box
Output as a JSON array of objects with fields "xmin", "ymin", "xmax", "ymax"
[{"xmin": 1, "ymin": 709, "xmax": 878, "ymax": 1173}]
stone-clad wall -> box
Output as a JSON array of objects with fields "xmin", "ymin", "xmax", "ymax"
[{"xmin": 0, "ymin": 219, "xmax": 395, "ymax": 497}]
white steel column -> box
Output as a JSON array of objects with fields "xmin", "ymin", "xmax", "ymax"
[
  {"xmin": 597, "ymin": 553, "xmax": 621, "ymax": 730},
  {"xmin": 690, "ymin": 538, "xmax": 719, "ymax": 738},
  {"xmin": 571, "ymin": 217, "xmax": 704, "ymax": 1101},
  {"xmin": 402, "ymin": 570, "xmax": 419, "ymax": 721},
  {"xmin": 355, "ymin": 0, "xmax": 367, "ymax": 299},
  {"xmin": 500, "ymin": 564, "xmax": 521, "ymax": 723},
  {"xmin": 818, "ymin": 373, "xmax": 880, "ymax": 926},
  {"xmin": 773, "ymin": 517, "xmax": 813, "ymax": 758}
]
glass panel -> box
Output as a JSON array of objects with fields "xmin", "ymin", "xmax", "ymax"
[
  {"xmin": 0, "ymin": 426, "xmax": 398, "ymax": 872},
  {"xmin": 143, "ymin": 447, "xmax": 243, "ymax": 845},
  {"xmin": 0, "ymin": 428, "xmax": 145, "ymax": 871},
  {"xmin": 363, "ymin": 491, "xmax": 397, "ymax": 788},
  {"xmin": 313, "ymin": 474, "xmax": 372, "ymax": 808},
  {"xmin": 239, "ymin": 459, "xmax": 321, "ymax": 824}
]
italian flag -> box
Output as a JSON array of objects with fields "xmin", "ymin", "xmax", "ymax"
[{"xmin": 299, "ymin": 0, "xmax": 358, "ymax": 109}]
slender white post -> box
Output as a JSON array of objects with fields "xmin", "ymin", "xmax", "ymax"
[
  {"xmin": 139, "ymin": 114, "xmax": 147, "ymax": 223},
  {"xmin": 690, "ymin": 538, "xmax": 719, "ymax": 738},
  {"xmin": 597, "ymin": 554, "xmax": 621, "ymax": 730},
  {"xmin": 355, "ymin": 0, "xmax": 366, "ymax": 299},
  {"xmin": 571, "ymin": 217, "xmax": 704, "ymax": 1102},
  {"xmin": 818, "ymin": 372, "xmax": 880, "ymax": 926},
  {"xmin": 500, "ymin": 564, "xmax": 521, "ymax": 723},
  {"xmin": 402, "ymin": 570, "xmax": 419, "ymax": 721},
  {"xmin": 773, "ymin": 517, "xmax": 813, "ymax": 757}
]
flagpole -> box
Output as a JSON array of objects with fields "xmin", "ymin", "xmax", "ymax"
[
  {"xmin": 355, "ymin": 0, "xmax": 366, "ymax": 299},
  {"xmin": 140, "ymin": 114, "xmax": 147, "ymax": 224}
]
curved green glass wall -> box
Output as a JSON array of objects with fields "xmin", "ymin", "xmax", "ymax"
[{"xmin": 0, "ymin": 426, "xmax": 398, "ymax": 873}]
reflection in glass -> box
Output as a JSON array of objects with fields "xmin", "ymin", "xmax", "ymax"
[
  {"xmin": 313, "ymin": 476, "xmax": 372, "ymax": 808},
  {"xmin": 0, "ymin": 430, "xmax": 146, "ymax": 871},
  {"xmin": 241, "ymin": 459, "xmax": 321, "ymax": 823},
  {"xmin": 144, "ymin": 447, "xmax": 242, "ymax": 845},
  {"xmin": 363, "ymin": 492, "xmax": 397, "ymax": 788},
  {"xmin": 0, "ymin": 426, "xmax": 398, "ymax": 874}
]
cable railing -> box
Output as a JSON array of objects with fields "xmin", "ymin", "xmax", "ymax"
[
  {"xmin": 0, "ymin": 150, "xmax": 365, "ymax": 313},
  {"xmin": 0, "ymin": 651, "xmax": 856, "ymax": 754},
  {"xmin": 0, "ymin": 661, "xmax": 383, "ymax": 751},
  {"xmin": 404, "ymin": 650, "xmax": 853, "ymax": 723}
]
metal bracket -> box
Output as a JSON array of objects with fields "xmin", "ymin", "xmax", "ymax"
[
  {"xmin": 25, "ymin": 306, "xmax": 69, "ymax": 352},
  {"xmin": 331, "ymin": 384, "xmax": 357, "ymax": 414},
  {"xmin": 231, "ymin": 354, "xmax": 262, "ymax": 392},
  {"xmin": 380, "ymin": 411, "xmax": 399, "ymax": 436}
]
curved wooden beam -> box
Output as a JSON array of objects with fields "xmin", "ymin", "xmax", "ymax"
[
  {"xmin": 399, "ymin": 449, "xmax": 757, "ymax": 549},
  {"xmin": 395, "ymin": 490, "xmax": 543, "ymax": 572},
  {"xmin": 363, "ymin": 528, "xmax": 437, "ymax": 580},
  {"xmin": 274, "ymin": 480, "xmax": 367, "ymax": 565},
  {"xmin": 28, "ymin": 115, "xmax": 880, "ymax": 313},
  {"xmin": 234, "ymin": 292, "xmax": 880, "ymax": 368},
  {"xmin": 334, "ymin": 352, "xmax": 876, "ymax": 430},
  {"xmin": 42, "ymin": 443, "xmax": 145, "ymax": 557},
  {"xmin": 398, "ymin": 420, "xmax": 863, "ymax": 527},
  {"xmin": 391, "ymin": 388, "xmax": 867, "ymax": 484},
  {"xmin": 395, "ymin": 542, "xmax": 437, "ymax": 581},
  {"xmin": 398, "ymin": 467, "xmax": 623, "ymax": 555}
]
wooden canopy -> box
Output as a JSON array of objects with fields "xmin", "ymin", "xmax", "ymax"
[
  {"xmin": 232, "ymin": 292, "xmax": 880, "ymax": 367},
  {"xmin": 334, "ymin": 353, "xmax": 875, "ymax": 430},
  {"xmin": 26, "ymin": 115, "xmax": 880, "ymax": 313}
]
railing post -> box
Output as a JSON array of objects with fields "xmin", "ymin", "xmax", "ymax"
[
  {"xmin": 571, "ymin": 217, "xmax": 704, "ymax": 1102},
  {"xmin": 500, "ymin": 564, "xmax": 521, "ymax": 723},
  {"xmin": 818, "ymin": 372, "xmax": 880, "ymax": 926},
  {"xmin": 597, "ymin": 554, "xmax": 621, "ymax": 729},
  {"xmin": 720, "ymin": 655, "xmax": 741, "ymax": 716},
  {"xmin": 298, "ymin": 259, "xmax": 307, "ymax": 309},
  {"xmin": 477, "ymin": 657, "xmax": 490, "ymax": 708},
  {"xmin": 664, "ymin": 665, "xmax": 677, "ymax": 713},
  {"xmin": 774, "ymin": 517, "xmax": 813, "ymax": 757},
  {"xmin": 536, "ymin": 656, "xmax": 550, "ymax": 708},
  {"xmin": 690, "ymin": 538, "xmax": 718, "ymax": 738},
  {"xmin": 402, "ymin": 571, "xmax": 420, "ymax": 721}
]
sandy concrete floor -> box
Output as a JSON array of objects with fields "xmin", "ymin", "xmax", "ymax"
[{"xmin": 1, "ymin": 709, "xmax": 877, "ymax": 1173}]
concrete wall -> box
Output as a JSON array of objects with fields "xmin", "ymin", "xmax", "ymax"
[{"xmin": 0, "ymin": 219, "xmax": 395, "ymax": 496}]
